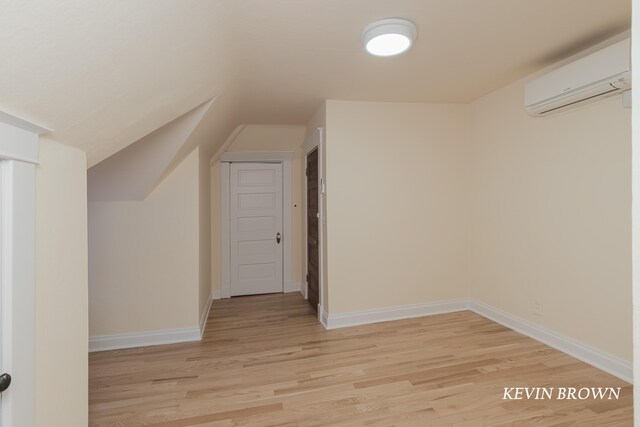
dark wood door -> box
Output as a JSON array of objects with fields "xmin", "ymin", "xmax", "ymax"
[{"xmin": 306, "ymin": 148, "xmax": 319, "ymax": 311}]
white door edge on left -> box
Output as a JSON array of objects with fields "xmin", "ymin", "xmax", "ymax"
[{"xmin": 0, "ymin": 114, "xmax": 41, "ymax": 427}]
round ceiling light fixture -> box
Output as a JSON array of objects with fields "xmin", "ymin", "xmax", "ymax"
[{"xmin": 362, "ymin": 18, "xmax": 417, "ymax": 57}]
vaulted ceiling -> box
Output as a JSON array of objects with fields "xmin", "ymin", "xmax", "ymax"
[{"xmin": 0, "ymin": 0, "xmax": 630, "ymax": 167}]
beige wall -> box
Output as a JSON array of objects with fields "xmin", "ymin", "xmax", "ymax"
[
  {"xmin": 325, "ymin": 100, "xmax": 470, "ymax": 314},
  {"xmin": 89, "ymin": 148, "xmax": 201, "ymax": 336},
  {"xmin": 469, "ymin": 79, "xmax": 632, "ymax": 361},
  {"xmin": 35, "ymin": 139, "xmax": 88, "ymax": 427},
  {"xmin": 321, "ymin": 93, "xmax": 631, "ymax": 362},
  {"xmin": 210, "ymin": 124, "xmax": 306, "ymax": 294}
]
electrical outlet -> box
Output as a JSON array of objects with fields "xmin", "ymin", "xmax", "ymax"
[{"xmin": 533, "ymin": 298, "xmax": 543, "ymax": 317}]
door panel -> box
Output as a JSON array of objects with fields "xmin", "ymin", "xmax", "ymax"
[
  {"xmin": 237, "ymin": 193, "xmax": 276, "ymax": 210},
  {"xmin": 230, "ymin": 163, "xmax": 283, "ymax": 296},
  {"xmin": 238, "ymin": 216, "xmax": 276, "ymax": 233},
  {"xmin": 306, "ymin": 149, "xmax": 319, "ymax": 310}
]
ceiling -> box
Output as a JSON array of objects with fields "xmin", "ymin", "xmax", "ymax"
[{"xmin": 0, "ymin": 0, "xmax": 631, "ymax": 167}]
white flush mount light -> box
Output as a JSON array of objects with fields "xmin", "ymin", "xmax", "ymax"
[{"xmin": 362, "ymin": 18, "xmax": 417, "ymax": 57}]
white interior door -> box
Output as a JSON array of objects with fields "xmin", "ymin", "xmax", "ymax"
[
  {"xmin": 0, "ymin": 161, "xmax": 3, "ymax": 427},
  {"xmin": 0, "ymin": 159, "xmax": 36, "ymax": 427},
  {"xmin": 230, "ymin": 163, "xmax": 283, "ymax": 296},
  {"xmin": 0, "ymin": 118, "xmax": 40, "ymax": 427}
]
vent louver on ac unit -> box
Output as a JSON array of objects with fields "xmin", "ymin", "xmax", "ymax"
[{"xmin": 525, "ymin": 38, "xmax": 631, "ymax": 116}]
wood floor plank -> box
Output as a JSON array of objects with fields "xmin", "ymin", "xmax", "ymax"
[{"xmin": 89, "ymin": 293, "xmax": 632, "ymax": 426}]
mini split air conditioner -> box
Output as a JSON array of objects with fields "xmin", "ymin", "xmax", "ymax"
[{"xmin": 525, "ymin": 38, "xmax": 631, "ymax": 116}]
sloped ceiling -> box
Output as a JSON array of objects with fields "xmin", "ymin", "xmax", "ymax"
[
  {"xmin": 0, "ymin": 0, "xmax": 631, "ymax": 168},
  {"xmin": 87, "ymin": 98, "xmax": 214, "ymax": 201}
]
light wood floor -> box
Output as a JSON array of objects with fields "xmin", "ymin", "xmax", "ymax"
[{"xmin": 89, "ymin": 293, "xmax": 632, "ymax": 426}]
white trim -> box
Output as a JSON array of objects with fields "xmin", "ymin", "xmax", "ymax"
[
  {"xmin": 89, "ymin": 291, "xmax": 215, "ymax": 352},
  {"xmin": 220, "ymin": 163, "xmax": 230, "ymax": 299},
  {"xmin": 212, "ymin": 290, "xmax": 222, "ymax": 300},
  {"xmin": 1, "ymin": 162, "xmax": 37, "ymax": 427},
  {"xmin": 318, "ymin": 305, "xmax": 329, "ymax": 329},
  {"xmin": 89, "ymin": 327, "xmax": 202, "ymax": 352},
  {"xmin": 284, "ymin": 281, "xmax": 302, "ymax": 293},
  {"xmin": 199, "ymin": 292, "xmax": 215, "ymax": 337},
  {"xmin": 220, "ymin": 153, "xmax": 293, "ymax": 298},
  {"xmin": 468, "ymin": 299, "xmax": 633, "ymax": 383},
  {"xmin": 318, "ymin": 297, "xmax": 632, "ymax": 383},
  {"xmin": 221, "ymin": 151, "xmax": 294, "ymax": 162},
  {"xmin": 324, "ymin": 299, "xmax": 468, "ymax": 330},
  {"xmin": 283, "ymin": 160, "xmax": 292, "ymax": 288},
  {"xmin": 0, "ymin": 110, "xmax": 52, "ymax": 135},
  {"xmin": 0, "ymin": 118, "xmax": 39, "ymax": 427},
  {"xmin": 302, "ymin": 281, "xmax": 308, "ymax": 299},
  {"xmin": 0, "ymin": 123, "xmax": 39, "ymax": 164}
]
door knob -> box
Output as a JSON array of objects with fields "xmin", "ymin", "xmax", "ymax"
[
  {"xmin": 276, "ymin": 232, "xmax": 281, "ymax": 244},
  {"xmin": 0, "ymin": 373, "xmax": 11, "ymax": 392}
]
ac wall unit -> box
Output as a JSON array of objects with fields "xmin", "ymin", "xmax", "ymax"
[{"xmin": 524, "ymin": 38, "xmax": 631, "ymax": 116}]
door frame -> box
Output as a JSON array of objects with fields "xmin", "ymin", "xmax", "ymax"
[
  {"xmin": 219, "ymin": 152, "xmax": 294, "ymax": 298},
  {"xmin": 0, "ymin": 111, "xmax": 48, "ymax": 427},
  {"xmin": 302, "ymin": 128, "xmax": 325, "ymax": 319}
]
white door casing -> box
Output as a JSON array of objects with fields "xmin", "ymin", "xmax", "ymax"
[
  {"xmin": 229, "ymin": 162, "xmax": 283, "ymax": 296},
  {"xmin": 0, "ymin": 161, "xmax": 3, "ymax": 427},
  {"xmin": 1, "ymin": 160, "xmax": 36, "ymax": 427},
  {"xmin": 219, "ymin": 152, "xmax": 294, "ymax": 299},
  {"xmin": 0, "ymin": 111, "xmax": 48, "ymax": 427}
]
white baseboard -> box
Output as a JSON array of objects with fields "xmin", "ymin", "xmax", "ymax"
[
  {"xmin": 318, "ymin": 297, "xmax": 631, "ymax": 383},
  {"xmin": 221, "ymin": 284, "xmax": 230, "ymax": 299},
  {"xmin": 199, "ymin": 292, "xmax": 215, "ymax": 337},
  {"xmin": 89, "ymin": 294, "xmax": 632, "ymax": 383},
  {"xmin": 89, "ymin": 293, "xmax": 215, "ymax": 352},
  {"xmin": 468, "ymin": 299, "xmax": 632, "ymax": 383},
  {"xmin": 284, "ymin": 281, "xmax": 302, "ymax": 293},
  {"xmin": 89, "ymin": 327, "xmax": 201, "ymax": 352},
  {"xmin": 212, "ymin": 290, "xmax": 222, "ymax": 300},
  {"xmin": 324, "ymin": 298, "xmax": 468, "ymax": 330},
  {"xmin": 302, "ymin": 281, "xmax": 308, "ymax": 299},
  {"xmin": 318, "ymin": 304, "xmax": 328, "ymax": 329}
]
